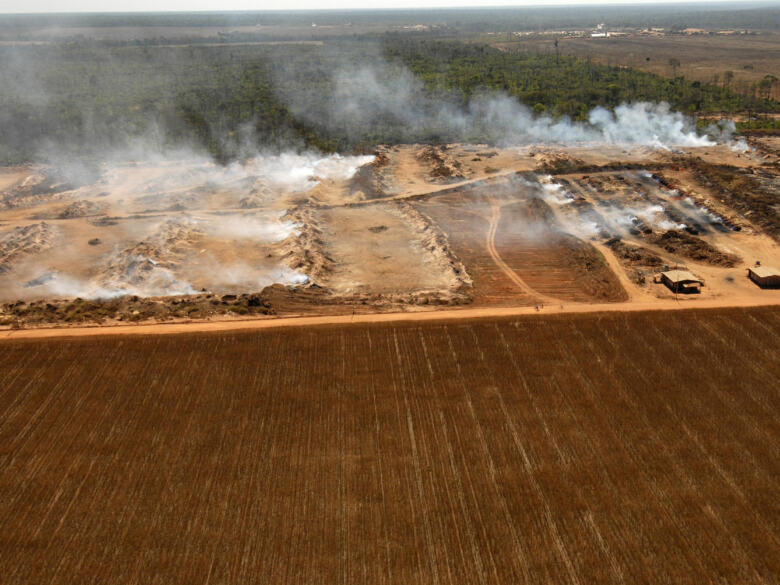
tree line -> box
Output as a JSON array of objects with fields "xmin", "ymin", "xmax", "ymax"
[{"xmin": 0, "ymin": 38, "xmax": 775, "ymax": 164}]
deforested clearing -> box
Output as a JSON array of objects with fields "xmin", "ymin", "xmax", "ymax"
[{"xmin": 0, "ymin": 307, "xmax": 778, "ymax": 585}]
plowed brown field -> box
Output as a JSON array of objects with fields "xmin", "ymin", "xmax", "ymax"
[
  {"xmin": 1, "ymin": 307, "xmax": 778, "ymax": 584},
  {"xmin": 417, "ymin": 193, "xmax": 627, "ymax": 306}
]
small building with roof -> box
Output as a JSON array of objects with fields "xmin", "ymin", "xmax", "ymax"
[
  {"xmin": 747, "ymin": 265, "xmax": 780, "ymax": 289},
  {"xmin": 659, "ymin": 270, "xmax": 703, "ymax": 294}
]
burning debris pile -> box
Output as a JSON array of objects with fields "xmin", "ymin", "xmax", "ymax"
[
  {"xmin": 56, "ymin": 200, "xmax": 105, "ymax": 219},
  {"xmin": 0, "ymin": 222, "xmax": 55, "ymax": 275},
  {"xmin": 605, "ymin": 237, "xmax": 665, "ymax": 284},
  {"xmin": 396, "ymin": 202, "xmax": 472, "ymax": 296},
  {"xmin": 350, "ymin": 150, "xmax": 392, "ymax": 200},
  {"xmin": 523, "ymin": 196, "xmax": 558, "ymax": 224},
  {"xmin": 649, "ymin": 229, "xmax": 740, "ymax": 267},
  {"xmin": 239, "ymin": 180, "xmax": 273, "ymax": 209},
  {"xmin": 0, "ymin": 171, "xmax": 74, "ymax": 210},
  {"xmin": 531, "ymin": 170, "xmax": 747, "ymax": 275},
  {"xmin": 416, "ymin": 146, "xmax": 466, "ymax": 182},
  {"xmin": 279, "ymin": 205, "xmax": 327, "ymax": 287},
  {"xmin": 98, "ymin": 219, "xmax": 204, "ymax": 295},
  {"xmin": 679, "ymin": 158, "xmax": 780, "ymax": 241},
  {"xmin": 531, "ymin": 149, "xmax": 586, "ymax": 174},
  {"xmin": 606, "ymin": 238, "xmax": 664, "ymax": 267}
]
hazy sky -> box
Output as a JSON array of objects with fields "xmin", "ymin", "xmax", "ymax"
[{"xmin": 0, "ymin": 0, "xmax": 733, "ymax": 15}]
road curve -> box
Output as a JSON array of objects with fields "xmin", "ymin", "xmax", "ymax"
[{"xmin": 485, "ymin": 203, "xmax": 560, "ymax": 304}]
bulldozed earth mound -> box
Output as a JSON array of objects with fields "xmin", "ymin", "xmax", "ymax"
[
  {"xmin": 605, "ymin": 237, "xmax": 665, "ymax": 284},
  {"xmin": 349, "ymin": 150, "xmax": 392, "ymax": 200},
  {"xmin": 56, "ymin": 200, "xmax": 105, "ymax": 219},
  {"xmin": 238, "ymin": 180, "xmax": 274, "ymax": 209},
  {"xmin": 396, "ymin": 202, "xmax": 472, "ymax": 295},
  {"xmin": 238, "ymin": 179, "xmax": 274, "ymax": 208},
  {"xmin": 238, "ymin": 195, "xmax": 264, "ymax": 209},
  {"xmin": 650, "ymin": 229, "xmax": 740, "ymax": 267},
  {"xmin": 531, "ymin": 148, "xmax": 586, "ymax": 174},
  {"xmin": 98, "ymin": 219, "xmax": 204, "ymax": 294},
  {"xmin": 0, "ymin": 222, "xmax": 55, "ymax": 275},
  {"xmin": 524, "ymin": 195, "xmax": 557, "ymax": 223},
  {"xmin": 416, "ymin": 145, "xmax": 466, "ymax": 182},
  {"xmin": 279, "ymin": 205, "xmax": 328, "ymax": 287},
  {"xmin": 0, "ymin": 170, "xmax": 75, "ymax": 210},
  {"xmin": 605, "ymin": 238, "xmax": 664, "ymax": 267}
]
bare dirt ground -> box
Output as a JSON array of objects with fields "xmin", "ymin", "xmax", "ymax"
[
  {"xmin": 316, "ymin": 203, "xmax": 463, "ymax": 297},
  {"xmin": 0, "ymin": 166, "xmax": 27, "ymax": 192},
  {"xmin": 0, "ymin": 141, "xmax": 778, "ymax": 331}
]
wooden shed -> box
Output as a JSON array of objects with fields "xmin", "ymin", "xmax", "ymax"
[
  {"xmin": 748, "ymin": 266, "xmax": 780, "ymax": 289},
  {"xmin": 660, "ymin": 270, "xmax": 703, "ymax": 294}
]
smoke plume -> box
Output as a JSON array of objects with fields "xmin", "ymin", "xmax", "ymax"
[{"xmin": 278, "ymin": 57, "xmax": 719, "ymax": 149}]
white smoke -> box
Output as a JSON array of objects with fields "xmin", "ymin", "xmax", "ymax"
[
  {"xmin": 283, "ymin": 58, "xmax": 723, "ymax": 150},
  {"xmin": 588, "ymin": 103, "xmax": 712, "ymax": 148},
  {"xmin": 681, "ymin": 197, "xmax": 728, "ymax": 227},
  {"xmin": 704, "ymin": 118, "xmax": 751, "ymax": 153},
  {"xmin": 236, "ymin": 152, "xmax": 375, "ymax": 192},
  {"xmin": 84, "ymin": 151, "xmax": 376, "ymax": 199},
  {"xmin": 468, "ymin": 97, "xmax": 713, "ymax": 148},
  {"xmin": 36, "ymin": 270, "xmax": 198, "ymax": 300},
  {"xmin": 536, "ymin": 176, "xmax": 693, "ymax": 239},
  {"xmin": 540, "ymin": 180, "xmax": 575, "ymax": 205},
  {"xmin": 261, "ymin": 267, "xmax": 309, "ymax": 287},
  {"xmin": 201, "ymin": 213, "xmax": 299, "ymax": 242},
  {"xmin": 1, "ymin": 148, "xmax": 373, "ymax": 302}
]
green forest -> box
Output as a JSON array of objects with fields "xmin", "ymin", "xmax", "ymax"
[
  {"xmin": 386, "ymin": 39, "xmax": 764, "ymax": 117},
  {"xmin": 0, "ymin": 37, "xmax": 776, "ymax": 164}
]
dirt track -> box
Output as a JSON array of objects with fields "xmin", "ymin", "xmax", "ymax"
[
  {"xmin": 2, "ymin": 294, "xmax": 778, "ymax": 340},
  {"xmin": 485, "ymin": 203, "xmax": 553, "ymax": 302}
]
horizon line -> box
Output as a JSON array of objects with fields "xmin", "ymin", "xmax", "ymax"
[{"xmin": 1, "ymin": 1, "xmax": 778, "ymax": 18}]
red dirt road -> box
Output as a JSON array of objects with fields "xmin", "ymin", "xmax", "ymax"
[{"xmin": 1, "ymin": 294, "xmax": 778, "ymax": 340}]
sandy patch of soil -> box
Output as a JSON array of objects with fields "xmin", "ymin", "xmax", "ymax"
[{"xmin": 316, "ymin": 202, "xmax": 468, "ymax": 299}]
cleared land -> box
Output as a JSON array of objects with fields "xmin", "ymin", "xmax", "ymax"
[
  {"xmin": 0, "ymin": 142, "xmax": 778, "ymax": 328},
  {"xmin": 417, "ymin": 191, "xmax": 627, "ymax": 305},
  {"xmin": 492, "ymin": 33, "xmax": 780, "ymax": 99},
  {"xmin": 0, "ymin": 307, "xmax": 778, "ymax": 584}
]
